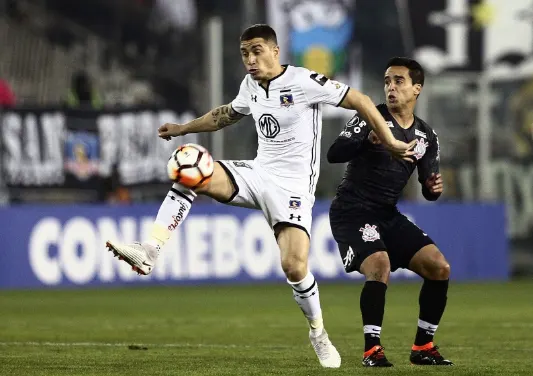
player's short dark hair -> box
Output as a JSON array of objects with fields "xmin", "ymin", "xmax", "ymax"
[
  {"xmin": 240, "ymin": 24, "xmax": 277, "ymax": 44},
  {"xmin": 386, "ymin": 57, "xmax": 425, "ymax": 86}
]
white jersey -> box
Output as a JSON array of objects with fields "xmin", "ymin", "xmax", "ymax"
[{"xmin": 231, "ymin": 65, "xmax": 349, "ymax": 196}]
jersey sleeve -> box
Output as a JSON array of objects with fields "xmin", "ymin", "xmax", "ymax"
[
  {"xmin": 230, "ymin": 77, "xmax": 251, "ymax": 115},
  {"xmin": 327, "ymin": 112, "xmax": 371, "ymax": 163},
  {"xmin": 302, "ymin": 71, "xmax": 350, "ymax": 106},
  {"xmin": 417, "ymin": 129, "xmax": 441, "ymax": 200}
]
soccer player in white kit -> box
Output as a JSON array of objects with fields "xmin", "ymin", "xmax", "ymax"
[{"xmin": 106, "ymin": 24, "xmax": 415, "ymax": 368}]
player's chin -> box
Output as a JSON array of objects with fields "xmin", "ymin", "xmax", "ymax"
[{"xmin": 250, "ymin": 72, "xmax": 263, "ymax": 80}]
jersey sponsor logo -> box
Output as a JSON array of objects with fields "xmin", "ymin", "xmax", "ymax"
[
  {"xmin": 415, "ymin": 129, "xmax": 427, "ymax": 138},
  {"xmin": 258, "ymin": 114, "xmax": 280, "ymax": 138},
  {"xmin": 280, "ymin": 93, "xmax": 294, "ymax": 107},
  {"xmin": 343, "ymin": 246, "xmax": 355, "ymax": 268},
  {"xmin": 360, "ymin": 224, "xmax": 380, "ymax": 242},
  {"xmin": 168, "ymin": 203, "xmax": 188, "ymax": 231},
  {"xmin": 414, "ymin": 138, "xmax": 429, "ymax": 160},
  {"xmin": 386, "ymin": 121, "xmax": 394, "ymax": 128},
  {"xmin": 251, "ymin": 94, "xmax": 257, "ymax": 102}
]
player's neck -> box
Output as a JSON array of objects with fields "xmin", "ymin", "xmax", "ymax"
[
  {"xmin": 259, "ymin": 64, "xmax": 285, "ymax": 88},
  {"xmin": 389, "ymin": 105, "xmax": 415, "ymax": 129}
]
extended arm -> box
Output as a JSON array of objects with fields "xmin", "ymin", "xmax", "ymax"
[{"xmin": 158, "ymin": 104, "xmax": 246, "ymax": 139}]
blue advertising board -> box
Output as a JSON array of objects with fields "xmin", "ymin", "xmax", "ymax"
[{"xmin": 0, "ymin": 202, "xmax": 508, "ymax": 289}]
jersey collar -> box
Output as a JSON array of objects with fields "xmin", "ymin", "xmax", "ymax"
[{"xmin": 259, "ymin": 64, "xmax": 289, "ymax": 98}]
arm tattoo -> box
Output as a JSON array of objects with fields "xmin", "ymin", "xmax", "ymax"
[{"xmin": 211, "ymin": 104, "xmax": 245, "ymax": 129}]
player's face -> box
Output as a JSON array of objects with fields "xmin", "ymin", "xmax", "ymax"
[
  {"xmin": 384, "ymin": 66, "xmax": 421, "ymax": 108},
  {"xmin": 240, "ymin": 38, "xmax": 279, "ymax": 81}
]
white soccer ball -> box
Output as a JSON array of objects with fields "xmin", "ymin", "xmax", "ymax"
[{"xmin": 167, "ymin": 143, "xmax": 214, "ymax": 189}]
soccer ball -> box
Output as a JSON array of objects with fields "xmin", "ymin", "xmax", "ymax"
[{"xmin": 167, "ymin": 143, "xmax": 214, "ymax": 189}]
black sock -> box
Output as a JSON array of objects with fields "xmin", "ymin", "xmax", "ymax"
[
  {"xmin": 414, "ymin": 279, "xmax": 449, "ymax": 346},
  {"xmin": 360, "ymin": 281, "xmax": 387, "ymax": 352}
]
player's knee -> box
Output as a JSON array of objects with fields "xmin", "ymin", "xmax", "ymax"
[
  {"xmin": 422, "ymin": 255, "xmax": 450, "ymax": 280},
  {"xmin": 361, "ymin": 252, "xmax": 390, "ymax": 283},
  {"xmin": 281, "ymin": 255, "xmax": 307, "ymax": 282},
  {"xmin": 195, "ymin": 162, "xmax": 236, "ymax": 199},
  {"xmin": 433, "ymin": 261, "xmax": 450, "ymax": 280}
]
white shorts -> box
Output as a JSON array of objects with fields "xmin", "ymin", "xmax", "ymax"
[{"xmin": 217, "ymin": 160, "xmax": 314, "ymax": 236}]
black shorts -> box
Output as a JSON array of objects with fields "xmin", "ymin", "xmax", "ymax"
[{"xmin": 329, "ymin": 202, "xmax": 435, "ymax": 273}]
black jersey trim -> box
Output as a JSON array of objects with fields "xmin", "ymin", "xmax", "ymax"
[
  {"xmin": 335, "ymin": 86, "xmax": 350, "ymax": 107},
  {"xmin": 258, "ymin": 64, "xmax": 289, "ymax": 99},
  {"xmin": 309, "ymin": 104, "xmax": 319, "ymax": 194},
  {"xmin": 273, "ymin": 222, "xmax": 310, "ymax": 240},
  {"xmin": 213, "ymin": 161, "xmax": 240, "ymax": 203}
]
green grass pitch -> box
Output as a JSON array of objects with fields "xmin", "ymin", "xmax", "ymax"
[{"xmin": 0, "ymin": 281, "xmax": 531, "ymax": 375}]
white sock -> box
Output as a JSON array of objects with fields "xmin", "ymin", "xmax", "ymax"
[
  {"xmin": 288, "ymin": 272, "xmax": 323, "ymax": 336},
  {"xmin": 147, "ymin": 183, "xmax": 195, "ymax": 248},
  {"xmin": 364, "ymin": 325, "xmax": 382, "ymax": 339},
  {"xmin": 418, "ymin": 319, "xmax": 438, "ymax": 337}
]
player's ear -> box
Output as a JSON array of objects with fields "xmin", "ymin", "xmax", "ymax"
[
  {"xmin": 413, "ymin": 83, "xmax": 422, "ymax": 96},
  {"xmin": 272, "ymin": 44, "xmax": 280, "ymax": 59}
]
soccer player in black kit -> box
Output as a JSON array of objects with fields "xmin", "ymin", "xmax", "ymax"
[{"xmin": 328, "ymin": 57, "xmax": 453, "ymax": 367}]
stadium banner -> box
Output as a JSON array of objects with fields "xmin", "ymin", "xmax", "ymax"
[
  {"xmin": 266, "ymin": 0, "xmax": 360, "ymax": 118},
  {"xmin": 408, "ymin": 0, "xmax": 533, "ymax": 76},
  {"xmin": 0, "ymin": 108, "xmax": 198, "ymax": 188},
  {"xmin": 0, "ymin": 202, "xmax": 508, "ymax": 289}
]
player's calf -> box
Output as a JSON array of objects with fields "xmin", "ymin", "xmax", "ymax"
[
  {"xmin": 359, "ymin": 252, "xmax": 390, "ymax": 355},
  {"xmin": 408, "ymin": 246, "xmax": 451, "ymax": 353},
  {"xmin": 278, "ymin": 225, "xmax": 341, "ymax": 368}
]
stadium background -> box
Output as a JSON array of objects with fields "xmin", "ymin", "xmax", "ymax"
[{"xmin": 0, "ymin": 0, "xmax": 531, "ymax": 375}]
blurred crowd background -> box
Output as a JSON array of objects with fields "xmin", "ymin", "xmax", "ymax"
[{"xmin": 0, "ymin": 0, "xmax": 532, "ymax": 277}]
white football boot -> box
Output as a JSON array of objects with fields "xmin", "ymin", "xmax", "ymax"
[
  {"xmin": 106, "ymin": 241, "xmax": 159, "ymax": 275},
  {"xmin": 309, "ymin": 328, "xmax": 342, "ymax": 368}
]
